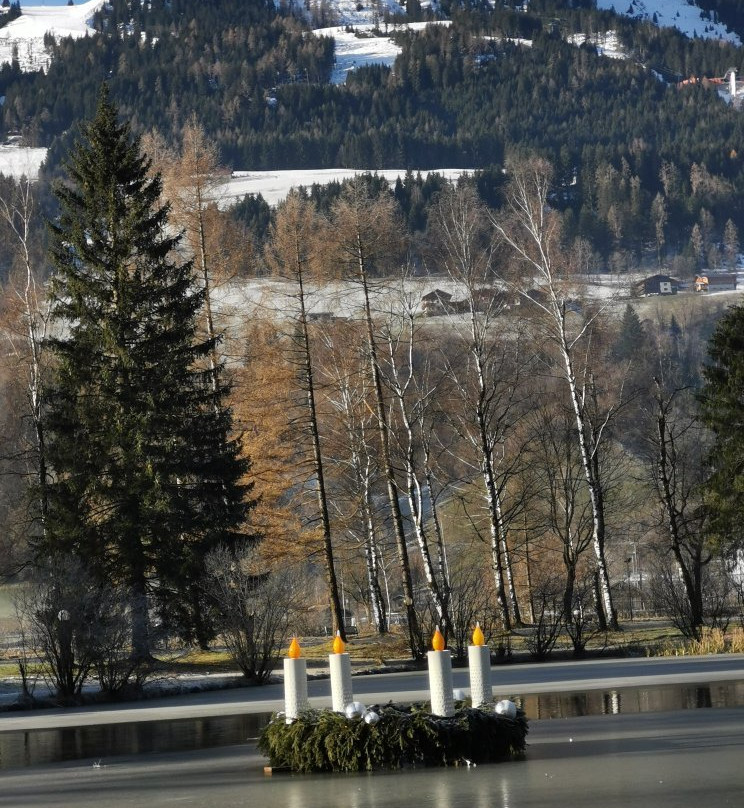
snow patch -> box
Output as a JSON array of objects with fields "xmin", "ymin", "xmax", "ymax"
[
  {"xmin": 596, "ymin": 0, "xmax": 740, "ymax": 45},
  {"xmin": 0, "ymin": 145, "xmax": 46, "ymax": 179},
  {"xmin": 0, "ymin": 0, "xmax": 105, "ymax": 71},
  {"xmin": 318, "ymin": 21, "xmax": 449, "ymax": 84}
]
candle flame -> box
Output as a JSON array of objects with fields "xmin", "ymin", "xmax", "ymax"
[
  {"xmin": 432, "ymin": 627, "xmax": 445, "ymax": 652},
  {"xmin": 333, "ymin": 631, "xmax": 346, "ymax": 654},
  {"xmin": 472, "ymin": 623, "xmax": 485, "ymax": 647},
  {"xmin": 288, "ymin": 637, "xmax": 301, "ymax": 659}
]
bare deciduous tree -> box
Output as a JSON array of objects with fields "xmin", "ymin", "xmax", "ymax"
[
  {"xmin": 645, "ymin": 376, "xmax": 712, "ymax": 638},
  {"xmin": 491, "ymin": 160, "xmax": 621, "ymax": 630},
  {"xmin": 0, "ymin": 176, "xmax": 50, "ymax": 565},
  {"xmin": 204, "ymin": 545, "xmax": 304, "ymax": 682},
  {"xmin": 433, "ymin": 184, "xmax": 526, "ymax": 631},
  {"xmin": 325, "ymin": 179, "xmax": 423, "ymax": 656},
  {"xmin": 15, "ymin": 557, "xmax": 138, "ymax": 702},
  {"xmin": 265, "ymin": 191, "xmax": 345, "ymax": 638}
]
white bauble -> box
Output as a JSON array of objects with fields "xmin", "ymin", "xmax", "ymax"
[
  {"xmin": 344, "ymin": 701, "xmax": 366, "ymax": 720},
  {"xmin": 495, "ymin": 699, "xmax": 517, "ymax": 719}
]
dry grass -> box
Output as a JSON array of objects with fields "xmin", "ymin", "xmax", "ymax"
[
  {"xmin": 1, "ymin": 623, "xmax": 740, "ymax": 681},
  {"xmin": 655, "ymin": 627, "xmax": 744, "ymax": 657}
]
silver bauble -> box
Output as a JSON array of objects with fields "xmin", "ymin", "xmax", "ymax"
[
  {"xmin": 363, "ymin": 710, "xmax": 380, "ymax": 725},
  {"xmin": 344, "ymin": 701, "xmax": 366, "ymax": 720},
  {"xmin": 453, "ymin": 688, "xmax": 467, "ymax": 701},
  {"xmin": 495, "ymin": 699, "xmax": 517, "ymax": 719}
]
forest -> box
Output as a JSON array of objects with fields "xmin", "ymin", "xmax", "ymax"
[
  {"xmin": 1, "ymin": 1, "xmax": 744, "ymax": 268},
  {"xmin": 0, "ymin": 103, "xmax": 742, "ymax": 693},
  {"xmin": 0, "ymin": 2, "xmax": 743, "ymax": 695}
]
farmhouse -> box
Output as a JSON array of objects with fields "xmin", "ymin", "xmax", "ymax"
[
  {"xmin": 421, "ymin": 289, "xmax": 453, "ymax": 315},
  {"xmin": 637, "ymin": 274, "xmax": 680, "ymax": 296},
  {"xmin": 693, "ymin": 273, "xmax": 739, "ymax": 292}
]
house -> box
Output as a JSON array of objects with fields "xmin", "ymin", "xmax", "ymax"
[
  {"xmin": 421, "ymin": 289, "xmax": 453, "ymax": 315},
  {"xmin": 637, "ymin": 274, "xmax": 680, "ymax": 296},
  {"xmin": 694, "ymin": 273, "xmax": 738, "ymax": 292}
]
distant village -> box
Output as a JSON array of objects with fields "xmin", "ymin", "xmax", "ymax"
[{"xmin": 637, "ymin": 270, "xmax": 744, "ymax": 296}]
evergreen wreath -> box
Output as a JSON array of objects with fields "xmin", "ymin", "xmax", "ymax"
[{"xmin": 258, "ymin": 702, "xmax": 528, "ymax": 773}]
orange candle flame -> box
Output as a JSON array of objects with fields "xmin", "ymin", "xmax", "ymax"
[
  {"xmin": 472, "ymin": 623, "xmax": 485, "ymax": 647},
  {"xmin": 288, "ymin": 637, "xmax": 301, "ymax": 659},
  {"xmin": 432, "ymin": 627, "xmax": 445, "ymax": 652},
  {"xmin": 332, "ymin": 631, "xmax": 346, "ymax": 654}
]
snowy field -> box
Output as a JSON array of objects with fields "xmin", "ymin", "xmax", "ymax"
[
  {"xmin": 216, "ymin": 167, "xmax": 469, "ymax": 208},
  {"xmin": 0, "ymin": 144, "xmax": 46, "ymax": 179}
]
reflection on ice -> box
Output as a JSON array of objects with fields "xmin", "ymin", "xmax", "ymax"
[{"xmin": 1, "ymin": 680, "xmax": 743, "ymax": 770}]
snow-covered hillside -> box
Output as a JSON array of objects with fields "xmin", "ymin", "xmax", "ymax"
[
  {"xmin": 0, "ymin": 0, "xmax": 741, "ymax": 190},
  {"xmin": 596, "ymin": 0, "xmax": 740, "ymax": 45},
  {"xmin": 0, "ymin": 1, "xmax": 738, "ymax": 77},
  {"xmin": 0, "ymin": 0, "xmax": 105, "ymax": 72}
]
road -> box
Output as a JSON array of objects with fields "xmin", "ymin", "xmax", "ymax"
[{"xmin": 2, "ymin": 652, "xmax": 743, "ymax": 731}]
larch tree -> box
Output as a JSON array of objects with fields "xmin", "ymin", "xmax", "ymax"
[
  {"xmin": 264, "ymin": 190, "xmax": 345, "ymax": 639},
  {"xmin": 43, "ymin": 88, "xmax": 252, "ymax": 658},
  {"xmin": 147, "ymin": 118, "xmax": 247, "ymax": 388},
  {"xmin": 325, "ymin": 178, "xmax": 423, "ymax": 656},
  {"xmin": 233, "ymin": 319, "xmax": 304, "ymax": 561}
]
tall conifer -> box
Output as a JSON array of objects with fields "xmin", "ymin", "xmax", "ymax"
[
  {"xmin": 44, "ymin": 88, "xmax": 252, "ymax": 657},
  {"xmin": 701, "ymin": 304, "xmax": 744, "ymax": 554}
]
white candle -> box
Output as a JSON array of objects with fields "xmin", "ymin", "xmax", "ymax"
[
  {"xmin": 329, "ymin": 632, "xmax": 353, "ymax": 712},
  {"xmin": 284, "ymin": 637, "xmax": 309, "ymax": 721},
  {"xmin": 468, "ymin": 623, "xmax": 492, "ymax": 707},
  {"xmin": 427, "ymin": 627, "xmax": 455, "ymax": 717},
  {"xmin": 468, "ymin": 645, "xmax": 492, "ymax": 707}
]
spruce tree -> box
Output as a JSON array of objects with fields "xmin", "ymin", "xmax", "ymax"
[
  {"xmin": 44, "ymin": 88, "xmax": 252, "ymax": 658},
  {"xmin": 700, "ymin": 304, "xmax": 744, "ymax": 554},
  {"xmin": 612, "ymin": 304, "xmax": 645, "ymax": 362}
]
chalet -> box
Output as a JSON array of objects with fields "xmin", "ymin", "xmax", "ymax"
[
  {"xmin": 694, "ymin": 273, "xmax": 739, "ymax": 292},
  {"xmin": 637, "ymin": 274, "xmax": 680, "ymax": 296},
  {"xmin": 421, "ymin": 289, "xmax": 453, "ymax": 315}
]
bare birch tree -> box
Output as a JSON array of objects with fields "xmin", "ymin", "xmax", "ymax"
[
  {"xmin": 490, "ymin": 160, "xmax": 620, "ymax": 630},
  {"xmin": 320, "ymin": 322, "xmax": 389, "ymax": 633},
  {"xmin": 380, "ymin": 274, "xmax": 452, "ymax": 639},
  {"xmin": 0, "ymin": 176, "xmax": 50, "ymax": 561},
  {"xmin": 432, "ymin": 184, "xmax": 526, "ymax": 631}
]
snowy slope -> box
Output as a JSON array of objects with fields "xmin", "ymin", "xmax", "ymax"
[
  {"xmin": 596, "ymin": 0, "xmax": 740, "ymax": 45},
  {"xmin": 319, "ymin": 21, "xmax": 449, "ymax": 84},
  {"xmin": 0, "ymin": 0, "xmax": 741, "ymax": 190},
  {"xmin": 0, "ymin": 0, "xmax": 105, "ymax": 72},
  {"xmin": 1, "ymin": 1, "xmax": 738, "ymax": 75}
]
